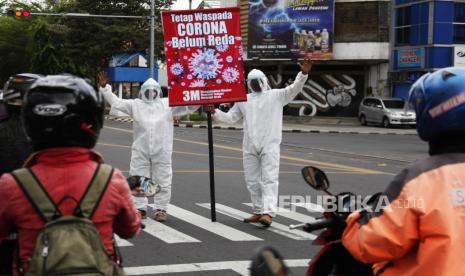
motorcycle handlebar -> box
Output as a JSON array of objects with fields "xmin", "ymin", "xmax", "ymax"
[{"xmin": 302, "ymin": 217, "xmax": 336, "ymax": 232}]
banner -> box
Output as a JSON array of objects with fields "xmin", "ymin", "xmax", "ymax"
[
  {"xmin": 162, "ymin": 7, "xmax": 247, "ymax": 106},
  {"xmin": 248, "ymin": 0, "xmax": 335, "ymax": 60}
]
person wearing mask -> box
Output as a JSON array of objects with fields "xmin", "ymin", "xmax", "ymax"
[
  {"xmin": 0, "ymin": 74, "xmax": 141, "ymax": 275},
  {"xmin": 343, "ymin": 67, "xmax": 465, "ymax": 275},
  {"xmin": 98, "ymin": 72, "xmax": 199, "ymax": 222},
  {"xmin": 206, "ymin": 60, "xmax": 312, "ymax": 226}
]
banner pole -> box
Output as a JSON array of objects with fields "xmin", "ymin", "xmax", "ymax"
[{"xmin": 207, "ymin": 111, "xmax": 217, "ymax": 222}]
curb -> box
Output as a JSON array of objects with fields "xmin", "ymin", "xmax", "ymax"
[{"xmin": 104, "ymin": 115, "xmax": 417, "ymax": 136}]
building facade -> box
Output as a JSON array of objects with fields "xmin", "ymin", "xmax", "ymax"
[
  {"xmin": 164, "ymin": 0, "xmax": 392, "ymax": 117},
  {"xmin": 391, "ymin": 0, "xmax": 465, "ymax": 99},
  {"xmin": 216, "ymin": 0, "xmax": 390, "ymax": 117}
]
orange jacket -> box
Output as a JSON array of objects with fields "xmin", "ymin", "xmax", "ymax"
[{"xmin": 342, "ymin": 153, "xmax": 465, "ymax": 276}]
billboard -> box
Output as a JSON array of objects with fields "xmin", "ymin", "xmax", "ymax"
[
  {"xmin": 247, "ymin": 0, "xmax": 335, "ymax": 60},
  {"xmin": 162, "ymin": 7, "xmax": 247, "ymax": 106}
]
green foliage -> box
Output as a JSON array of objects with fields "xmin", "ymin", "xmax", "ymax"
[
  {"xmin": 0, "ymin": 0, "xmax": 173, "ymax": 84},
  {"xmin": 182, "ymin": 113, "xmax": 208, "ymax": 121},
  {"xmin": 0, "ymin": 16, "xmax": 33, "ymax": 84}
]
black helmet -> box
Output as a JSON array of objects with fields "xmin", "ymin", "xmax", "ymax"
[
  {"xmin": 22, "ymin": 74, "xmax": 104, "ymax": 150},
  {"xmin": 3, "ymin": 73, "xmax": 42, "ymax": 108}
]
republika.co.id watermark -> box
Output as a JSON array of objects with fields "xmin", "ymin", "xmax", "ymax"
[{"xmin": 277, "ymin": 195, "xmax": 425, "ymax": 213}]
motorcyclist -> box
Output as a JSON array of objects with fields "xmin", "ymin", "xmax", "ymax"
[
  {"xmin": 0, "ymin": 73, "xmax": 41, "ymax": 176},
  {"xmin": 0, "ymin": 74, "xmax": 141, "ymax": 274},
  {"xmin": 207, "ymin": 60, "xmax": 312, "ymax": 226},
  {"xmin": 342, "ymin": 67, "xmax": 465, "ymax": 275},
  {"xmin": 98, "ymin": 72, "xmax": 199, "ymax": 222}
]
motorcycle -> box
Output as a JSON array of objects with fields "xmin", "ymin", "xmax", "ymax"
[{"xmin": 250, "ymin": 166, "xmax": 374, "ymax": 276}]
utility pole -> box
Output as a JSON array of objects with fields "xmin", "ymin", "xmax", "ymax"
[{"xmin": 150, "ymin": 0, "xmax": 155, "ymax": 78}]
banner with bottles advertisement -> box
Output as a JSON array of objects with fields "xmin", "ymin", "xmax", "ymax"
[
  {"xmin": 162, "ymin": 7, "xmax": 247, "ymax": 106},
  {"xmin": 248, "ymin": 0, "xmax": 334, "ymax": 60}
]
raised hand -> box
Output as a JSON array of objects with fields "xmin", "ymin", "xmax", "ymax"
[
  {"xmin": 298, "ymin": 59, "xmax": 313, "ymax": 75},
  {"xmin": 97, "ymin": 71, "xmax": 108, "ymax": 88}
]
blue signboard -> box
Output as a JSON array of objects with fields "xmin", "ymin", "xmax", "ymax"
[
  {"xmin": 396, "ymin": 48, "xmax": 424, "ymax": 69},
  {"xmin": 107, "ymin": 67, "xmax": 154, "ymax": 83},
  {"xmin": 247, "ymin": 0, "xmax": 335, "ymax": 59}
]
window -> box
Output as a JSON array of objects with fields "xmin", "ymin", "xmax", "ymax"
[
  {"xmin": 455, "ymin": 3, "xmax": 465, "ymax": 43},
  {"xmin": 364, "ymin": 99, "xmax": 379, "ymax": 107},
  {"xmin": 395, "ymin": 6, "xmax": 411, "ymax": 46},
  {"xmin": 396, "ymin": 7, "xmax": 411, "ymax": 27},
  {"xmin": 383, "ymin": 100, "xmax": 405, "ymax": 109},
  {"xmin": 396, "ymin": 28, "xmax": 411, "ymax": 45},
  {"xmin": 373, "ymin": 99, "xmax": 382, "ymax": 107},
  {"xmin": 455, "ymin": 3, "xmax": 465, "ymax": 23}
]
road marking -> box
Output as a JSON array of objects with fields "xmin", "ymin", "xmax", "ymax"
[
  {"xmin": 114, "ymin": 235, "xmax": 134, "ymax": 247},
  {"xmin": 291, "ymin": 202, "xmax": 326, "ymax": 213},
  {"xmin": 97, "ymin": 143, "xmax": 388, "ymax": 175},
  {"xmin": 103, "ymin": 126, "xmax": 392, "ymax": 175},
  {"xmin": 148, "ymin": 204, "xmax": 262, "ymax": 241},
  {"xmin": 173, "ymin": 137, "xmax": 386, "ymax": 175},
  {"xmin": 124, "ymin": 259, "xmax": 310, "ymax": 275},
  {"xmin": 243, "ymin": 203, "xmax": 316, "ymax": 223},
  {"xmin": 105, "ymin": 126, "xmax": 132, "ymax": 133},
  {"xmin": 197, "ymin": 203, "xmax": 317, "ymax": 240},
  {"xmin": 142, "ymin": 217, "xmax": 201, "ymax": 244}
]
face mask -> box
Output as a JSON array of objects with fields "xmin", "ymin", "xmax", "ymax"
[
  {"xmin": 249, "ymin": 79, "xmax": 263, "ymax": 93},
  {"xmin": 143, "ymin": 89, "xmax": 158, "ymax": 101}
]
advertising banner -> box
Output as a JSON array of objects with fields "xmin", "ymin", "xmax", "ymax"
[
  {"xmin": 396, "ymin": 48, "xmax": 424, "ymax": 69},
  {"xmin": 247, "ymin": 0, "xmax": 335, "ymax": 60},
  {"xmin": 162, "ymin": 7, "xmax": 247, "ymax": 106}
]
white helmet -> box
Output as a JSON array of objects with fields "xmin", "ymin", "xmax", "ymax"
[
  {"xmin": 247, "ymin": 69, "xmax": 270, "ymax": 93},
  {"xmin": 139, "ymin": 78, "xmax": 161, "ymax": 102}
]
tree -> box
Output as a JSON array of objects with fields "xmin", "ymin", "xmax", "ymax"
[{"xmin": 0, "ymin": 0, "xmax": 173, "ymax": 83}]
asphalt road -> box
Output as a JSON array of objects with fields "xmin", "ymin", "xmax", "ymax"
[{"xmin": 95, "ymin": 120, "xmax": 428, "ymax": 276}]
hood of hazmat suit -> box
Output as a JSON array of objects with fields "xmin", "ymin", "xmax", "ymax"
[
  {"xmin": 139, "ymin": 78, "xmax": 161, "ymax": 102},
  {"xmin": 247, "ymin": 69, "xmax": 271, "ymax": 94}
]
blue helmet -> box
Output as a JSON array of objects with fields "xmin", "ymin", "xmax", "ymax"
[{"xmin": 408, "ymin": 67, "xmax": 465, "ymax": 141}]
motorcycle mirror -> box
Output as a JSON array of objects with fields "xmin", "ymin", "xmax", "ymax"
[
  {"xmin": 301, "ymin": 166, "xmax": 330, "ymax": 191},
  {"xmin": 250, "ymin": 246, "xmax": 288, "ymax": 276}
]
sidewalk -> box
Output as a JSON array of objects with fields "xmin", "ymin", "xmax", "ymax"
[{"xmin": 104, "ymin": 115, "xmax": 418, "ymax": 136}]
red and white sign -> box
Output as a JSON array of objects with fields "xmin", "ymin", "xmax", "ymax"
[{"xmin": 162, "ymin": 7, "xmax": 247, "ymax": 106}]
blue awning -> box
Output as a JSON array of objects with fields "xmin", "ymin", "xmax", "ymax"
[
  {"xmin": 107, "ymin": 67, "xmax": 156, "ymax": 83},
  {"xmin": 110, "ymin": 52, "xmax": 146, "ymax": 67}
]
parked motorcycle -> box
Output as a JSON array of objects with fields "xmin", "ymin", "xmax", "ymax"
[{"xmin": 250, "ymin": 166, "xmax": 374, "ymax": 276}]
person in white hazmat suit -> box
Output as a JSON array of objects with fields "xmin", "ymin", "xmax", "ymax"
[
  {"xmin": 206, "ymin": 60, "xmax": 312, "ymax": 226},
  {"xmin": 98, "ymin": 72, "xmax": 199, "ymax": 222}
]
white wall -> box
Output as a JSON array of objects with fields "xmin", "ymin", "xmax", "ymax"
[
  {"xmin": 333, "ymin": 42, "xmax": 389, "ymax": 60},
  {"xmin": 219, "ymin": 0, "xmax": 239, "ymax": 7},
  {"xmin": 367, "ymin": 63, "xmax": 390, "ymax": 97},
  {"xmin": 157, "ymin": 61, "xmax": 168, "ymax": 87}
]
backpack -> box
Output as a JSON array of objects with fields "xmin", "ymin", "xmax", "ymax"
[{"xmin": 11, "ymin": 164, "xmax": 126, "ymax": 276}]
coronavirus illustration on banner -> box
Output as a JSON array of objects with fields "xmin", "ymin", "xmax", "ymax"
[{"xmin": 162, "ymin": 7, "xmax": 247, "ymax": 106}]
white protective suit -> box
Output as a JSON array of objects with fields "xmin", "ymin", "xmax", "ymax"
[
  {"xmin": 100, "ymin": 78, "xmax": 199, "ymax": 211},
  {"xmin": 214, "ymin": 70, "xmax": 308, "ymax": 216}
]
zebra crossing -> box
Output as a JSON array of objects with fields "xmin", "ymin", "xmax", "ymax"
[{"xmin": 115, "ymin": 202, "xmax": 323, "ymax": 246}]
